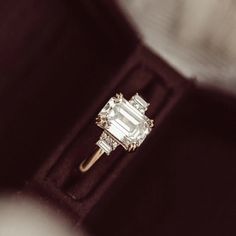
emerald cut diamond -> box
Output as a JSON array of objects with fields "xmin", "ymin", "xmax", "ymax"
[{"xmin": 96, "ymin": 93, "xmax": 154, "ymax": 155}]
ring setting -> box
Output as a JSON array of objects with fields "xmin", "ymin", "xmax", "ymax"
[{"xmin": 79, "ymin": 93, "xmax": 154, "ymax": 172}]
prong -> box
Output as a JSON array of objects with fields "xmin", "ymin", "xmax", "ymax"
[
  {"xmin": 132, "ymin": 143, "xmax": 137, "ymax": 151},
  {"xmin": 95, "ymin": 116, "xmax": 101, "ymax": 124},
  {"xmin": 114, "ymin": 93, "xmax": 123, "ymax": 103},
  {"xmin": 95, "ymin": 115, "xmax": 102, "ymax": 125},
  {"xmin": 127, "ymin": 144, "xmax": 132, "ymax": 152},
  {"xmin": 116, "ymin": 93, "xmax": 123, "ymax": 99},
  {"xmin": 148, "ymin": 119, "xmax": 154, "ymax": 128},
  {"xmin": 127, "ymin": 143, "xmax": 137, "ymax": 152},
  {"xmin": 96, "ymin": 115, "xmax": 108, "ymax": 128}
]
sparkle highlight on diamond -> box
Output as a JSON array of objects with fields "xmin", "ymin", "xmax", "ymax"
[{"xmin": 96, "ymin": 93, "xmax": 153, "ymax": 154}]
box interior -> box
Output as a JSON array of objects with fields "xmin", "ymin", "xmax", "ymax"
[
  {"xmin": 29, "ymin": 45, "xmax": 189, "ymax": 222},
  {"xmin": 82, "ymin": 86, "xmax": 236, "ymax": 236},
  {"xmin": 0, "ymin": 0, "xmax": 138, "ymax": 189},
  {"xmin": 1, "ymin": 0, "xmax": 236, "ymax": 235}
]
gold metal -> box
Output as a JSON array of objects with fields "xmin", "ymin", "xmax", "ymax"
[
  {"xmin": 79, "ymin": 148, "xmax": 105, "ymax": 172},
  {"xmin": 127, "ymin": 143, "xmax": 137, "ymax": 152},
  {"xmin": 148, "ymin": 119, "xmax": 154, "ymax": 128},
  {"xmin": 96, "ymin": 115, "xmax": 108, "ymax": 128},
  {"xmin": 114, "ymin": 93, "xmax": 123, "ymax": 103}
]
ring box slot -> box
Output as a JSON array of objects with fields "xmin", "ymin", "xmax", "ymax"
[
  {"xmin": 30, "ymin": 45, "xmax": 190, "ymax": 223},
  {"xmin": 46, "ymin": 63, "xmax": 174, "ymax": 198}
]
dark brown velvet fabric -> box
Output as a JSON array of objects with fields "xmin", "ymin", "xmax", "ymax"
[
  {"xmin": 0, "ymin": 0, "xmax": 138, "ymax": 189},
  {"xmin": 1, "ymin": 0, "xmax": 236, "ymax": 235},
  {"xmin": 83, "ymin": 86, "xmax": 236, "ymax": 236},
  {"xmin": 28, "ymin": 45, "xmax": 189, "ymax": 223}
]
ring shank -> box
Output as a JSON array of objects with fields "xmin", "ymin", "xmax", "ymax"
[{"xmin": 79, "ymin": 148, "xmax": 105, "ymax": 172}]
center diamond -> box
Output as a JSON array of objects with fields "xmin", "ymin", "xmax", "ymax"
[{"xmin": 96, "ymin": 93, "xmax": 153, "ymax": 151}]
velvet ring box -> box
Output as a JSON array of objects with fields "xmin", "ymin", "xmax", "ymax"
[{"xmin": 1, "ymin": 0, "xmax": 236, "ymax": 235}]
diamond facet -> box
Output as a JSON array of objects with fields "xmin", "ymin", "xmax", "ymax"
[
  {"xmin": 96, "ymin": 131, "xmax": 118, "ymax": 155},
  {"xmin": 129, "ymin": 93, "xmax": 150, "ymax": 114},
  {"xmin": 96, "ymin": 94, "xmax": 153, "ymax": 152}
]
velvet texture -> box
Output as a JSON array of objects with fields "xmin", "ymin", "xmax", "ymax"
[
  {"xmin": 1, "ymin": 0, "xmax": 236, "ymax": 235},
  {"xmin": 29, "ymin": 45, "xmax": 189, "ymax": 223},
  {"xmin": 84, "ymin": 87, "xmax": 236, "ymax": 236},
  {"xmin": 0, "ymin": 0, "xmax": 138, "ymax": 189}
]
